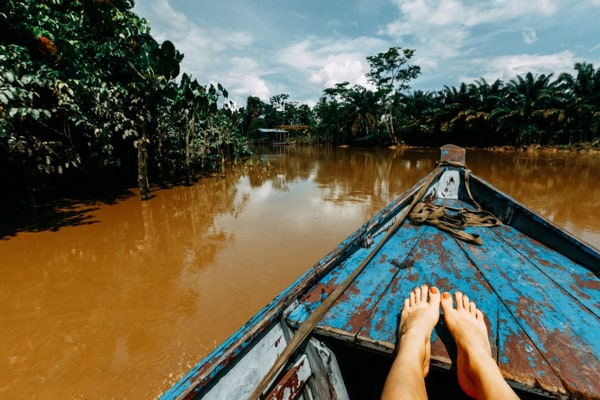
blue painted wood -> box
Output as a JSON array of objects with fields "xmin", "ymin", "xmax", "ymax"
[
  {"xmin": 494, "ymin": 304, "xmax": 565, "ymax": 395},
  {"xmin": 444, "ymin": 225, "xmax": 566, "ymax": 395},
  {"xmin": 492, "ymin": 224, "xmax": 600, "ymax": 317},
  {"xmin": 458, "ymin": 225, "xmax": 600, "ymax": 398},
  {"xmin": 355, "ymin": 225, "xmax": 500, "ymax": 356},
  {"xmin": 287, "ymin": 197, "xmax": 598, "ymax": 397},
  {"xmin": 286, "ymin": 244, "xmax": 376, "ymax": 326},
  {"xmin": 315, "ymin": 223, "xmax": 426, "ymax": 337}
]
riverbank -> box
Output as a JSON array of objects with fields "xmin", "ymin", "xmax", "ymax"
[
  {"xmin": 484, "ymin": 141, "xmax": 600, "ymax": 153},
  {"xmin": 387, "ymin": 141, "xmax": 600, "ymax": 153}
]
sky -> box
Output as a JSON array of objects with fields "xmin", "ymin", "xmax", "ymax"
[{"xmin": 132, "ymin": 0, "xmax": 600, "ymax": 108}]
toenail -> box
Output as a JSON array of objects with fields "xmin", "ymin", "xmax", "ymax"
[
  {"xmin": 430, "ymin": 287, "xmax": 439, "ymax": 294},
  {"xmin": 442, "ymin": 292, "xmax": 450, "ymax": 299}
]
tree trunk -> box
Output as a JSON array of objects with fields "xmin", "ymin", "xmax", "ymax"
[
  {"xmin": 220, "ymin": 151, "xmax": 225, "ymax": 178},
  {"xmin": 156, "ymin": 129, "xmax": 166, "ymax": 184},
  {"xmin": 137, "ymin": 134, "xmax": 150, "ymax": 200},
  {"xmin": 184, "ymin": 116, "xmax": 194, "ymax": 185},
  {"xmin": 387, "ymin": 109, "xmax": 398, "ymax": 145},
  {"xmin": 185, "ymin": 129, "xmax": 192, "ymax": 185}
]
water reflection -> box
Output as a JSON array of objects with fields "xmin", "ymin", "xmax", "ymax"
[
  {"xmin": 465, "ymin": 150, "xmax": 600, "ymax": 247},
  {"xmin": 0, "ymin": 146, "xmax": 597, "ymax": 399}
]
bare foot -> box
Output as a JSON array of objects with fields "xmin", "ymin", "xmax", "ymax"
[
  {"xmin": 398, "ymin": 284, "xmax": 441, "ymax": 375},
  {"xmin": 441, "ymin": 291, "xmax": 519, "ymax": 400},
  {"xmin": 381, "ymin": 285, "xmax": 441, "ymax": 400}
]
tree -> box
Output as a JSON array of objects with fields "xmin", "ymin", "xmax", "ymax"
[
  {"xmin": 557, "ymin": 62, "xmax": 600, "ymax": 144},
  {"xmin": 0, "ymin": 0, "xmax": 255, "ymax": 208},
  {"xmin": 313, "ymin": 96, "xmax": 345, "ymax": 145},
  {"xmin": 323, "ymin": 82, "xmax": 380, "ymax": 144},
  {"xmin": 497, "ymin": 72, "xmax": 560, "ymax": 145},
  {"xmin": 366, "ymin": 47, "xmax": 421, "ymax": 145},
  {"xmin": 127, "ymin": 38, "xmax": 183, "ymax": 199},
  {"xmin": 270, "ymin": 93, "xmax": 290, "ymax": 125},
  {"xmin": 0, "ymin": 0, "xmax": 178, "ymax": 202}
]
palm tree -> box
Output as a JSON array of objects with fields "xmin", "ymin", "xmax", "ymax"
[
  {"xmin": 396, "ymin": 90, "xmax": 436, "ymax": 145},
  {"xmin": 347, "ymin": 86, "xmax": 379, "ymax": 141},
  {"xmin": 558, "ymin": 62, "xmax": 600, "ymax": 143},
  {"xmin": 466, "ymin": 78, "xmax": 506, "ymax": 146},
  {"xmin": 323, "ymin": 83, "xmax": 380, "ymax": 144},
  {"xmin": 495, "ymin": 72, "xmax": 560, "ymax": 145}
]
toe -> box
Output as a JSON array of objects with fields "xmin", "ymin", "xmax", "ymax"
[
  {"xmin": 420, "ymin": 284, "xmax": 429, "ymax": 302},
  {"xmin": 409, "ymin": 288, "xmax": 417, "ymax": 306},
  {"xmin": 440, "ymin": 291, "xmax": 453, "ymax": 311},
  {"xmin": 455, "ymin": 291, "xmax": 464, "ymax": 310},
  {"xmin": 461, "ymin": 294, "xmax": 470, "ymax": 309},
  {"xmin": 428, "ymin": 286, "xmax": 441, "ymax": 305}
]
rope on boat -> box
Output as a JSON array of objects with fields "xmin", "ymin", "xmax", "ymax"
[
  {"xmin": 408, "ymin": 202, "xmax": 501, "ymax": 245},
  {"xmin": 408, "ymin": 161, "xmax": 501, "ymax": 245}
]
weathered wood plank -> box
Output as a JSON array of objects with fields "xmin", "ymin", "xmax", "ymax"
[
  {"xmin": 264, "ymin": 354, "xmax": 311, "ymax": 400},
  {"xmin": 356, "ymin": 226, "xmax": 500, "ymax": 363},
  {"xmin": 314, "ymin": 223, "xmax": 426, "ymax": 336},
  {"xmin": 454, "ymin": 227, "xmax": 566, "ymax": 396},
  {"xmin": 285, "ymin": 245, "xmax": 374, "ymax": 326},
  {"xmin": 495, "ymin": 305, "xmax": 566, "ymax": 397},
  {"xmin": 493, "ymin": 224, "xmax": 600, "ymax": 317},
  {"xmin": 201, "ymin": 323, "xmax": 287, "ymax": 400},
  {"xmin": 459, "ymin": 226, "xmax": 600, "ymax": 399},
  {"xmin": 285, "ymin": 220, "xmax": 423, "ymax": 327}
]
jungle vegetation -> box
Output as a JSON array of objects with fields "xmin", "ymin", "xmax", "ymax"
[{"xmin": 2, "ymin": 1, "xmax": 599, "ymax": 208}]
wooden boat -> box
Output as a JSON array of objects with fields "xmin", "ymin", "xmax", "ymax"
[{"xmin": 160, "ymin": 145, "xmax": 600, "ymax": 400}]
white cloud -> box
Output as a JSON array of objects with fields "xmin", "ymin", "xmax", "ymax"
[
  {"xmin": 388, "ymin": 0, "xmax": 557, "ymax": 29},
  {"xmin": 383, "ymin": 0, "xmax": 576, "ymax": 91},
  {"xmin": 384, "ymin": 0, "xmax": 559, "ymax": 63},
  {"xmin": 135, "ymin": 0, "xmax": 262, "ymax": 105},
  {"xmin": 225, "ymin": 58, "xmax": 271, "ymax": 103},
  {"xmin": 277, "ymin": 36, "xmax": 385, "ymax": 91},
  {"xmin": 309, "ymin": 57, "xmax": 368, "ymax": 87},
  {"xmin": 463, "ymin": 50, "xmax": 579, "ymax": 83}
]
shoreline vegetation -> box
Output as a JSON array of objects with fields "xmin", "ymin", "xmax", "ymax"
[
  {"xmin": 2, "ymin": 1, "xmax": 599, "ymax": 213},
  {"xmin": 386, "ymin": 142, "xmax": 600, "ymax": 153}
]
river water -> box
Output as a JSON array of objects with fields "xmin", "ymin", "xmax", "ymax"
[{"xmin": 1, "ymin": 146, "xmax": 598, "ymax": 399}]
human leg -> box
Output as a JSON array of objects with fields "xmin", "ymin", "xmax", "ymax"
[
  {"xmin": 381, "ymin": 285, "xmax": 441, "ymax": 400},
  {"xmin": 440, "ymin": 291, "xmax": 519, "ymax": 400}
]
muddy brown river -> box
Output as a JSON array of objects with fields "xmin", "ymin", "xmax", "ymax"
[{"xmin": 1, "ymin": 146, "xmax": 598, "ymax": 399}]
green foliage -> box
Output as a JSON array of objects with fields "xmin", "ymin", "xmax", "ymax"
[
  {"xmin": 313, "ymin": 46, "xmax": 599, "ymax": 149},
  {"xmin": 366, "ymin": 47, "xmax": 421, "ymax": 144},
  {"xmin": 396, "ymin": 67, "xmax": 600, "ymax": 147},
  {"xmin": 1, "ymin": 0, "xmax": 255, "ymax": 205},
  {"xmin": 319, "ymin": 82, "xmax": 382, "ymax": 145}
]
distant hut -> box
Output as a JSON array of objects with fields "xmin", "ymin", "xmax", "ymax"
[{"xmin": 257, "ymin": 128, "xmax": 295, "ymax": 145}]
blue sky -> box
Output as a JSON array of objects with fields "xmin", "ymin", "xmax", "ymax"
[{"xmin": 133, "ymin": 0, "xmax": 600, "ymax": 107}]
